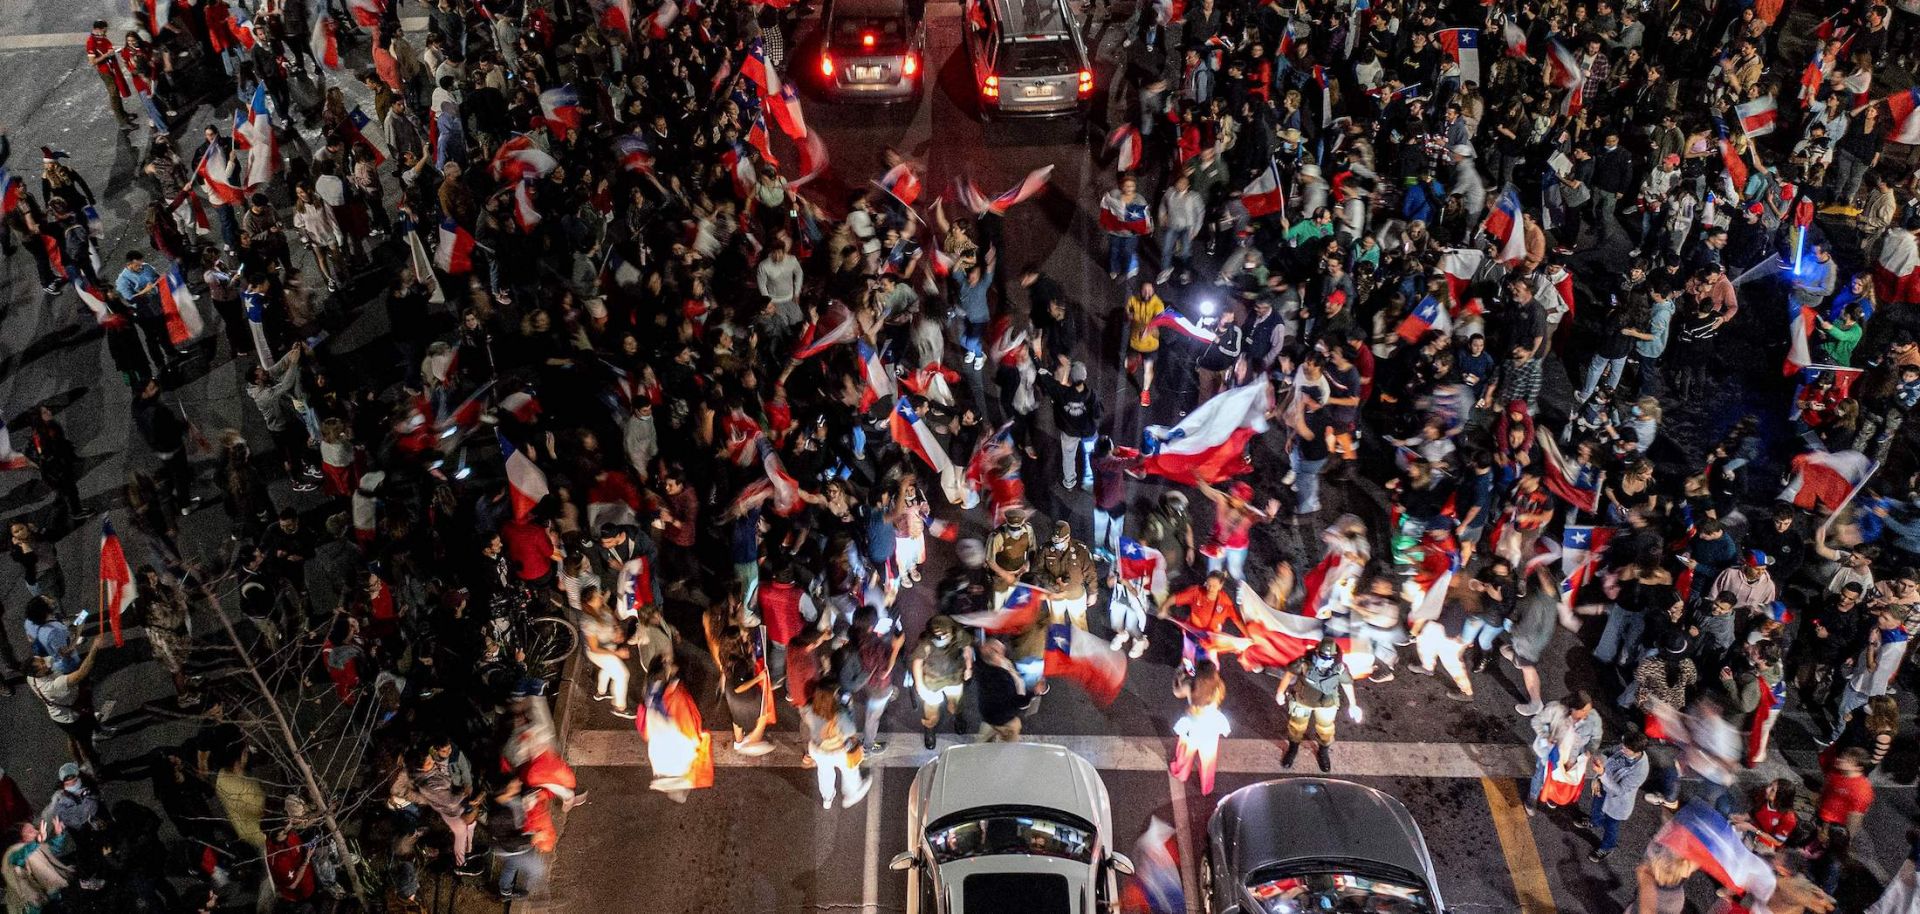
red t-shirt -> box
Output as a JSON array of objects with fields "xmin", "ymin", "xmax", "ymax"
[
  {"xmin": 499, "ymin": 519, "xmax": 555, "ymax": 582},
  {"xmin": 1816, "ymin": 773, "xmax": 1873, "ymax": 824}
]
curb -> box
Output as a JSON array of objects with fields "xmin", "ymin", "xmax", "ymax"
[{"xmin": 509, "ymin": 639, "xmax": 581, "ymax": 914}]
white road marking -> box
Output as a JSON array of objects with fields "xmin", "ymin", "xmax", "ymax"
[
  {"xmin": 569, "ymin": 729, "xmax": 1537, "ymax": 776},
  {"xmin": 1165, "ymin": 772, "xmax": 1200, "ymax": 914},
  {"xmin": 863, "ymin": 766, "xmax": 885, "ymax": 910}
]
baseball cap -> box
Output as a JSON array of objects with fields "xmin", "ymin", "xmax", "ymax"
[{"xmin": 58, "ymin": 762, "xmax": 81, "ymax": 782}]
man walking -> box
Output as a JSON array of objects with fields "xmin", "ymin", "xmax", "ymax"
[{"xmin": 1576, "ymin": 731, "xmax": 1649, "ymax": 862}]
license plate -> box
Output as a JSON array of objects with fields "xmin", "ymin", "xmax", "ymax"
[
  {"xmin": 854, "ymin": 65, "xmax": 880, "ymax": 80},
  {"xmin": 1023, "ymin": 83, "xmax": 1056, "ymax": 98}
]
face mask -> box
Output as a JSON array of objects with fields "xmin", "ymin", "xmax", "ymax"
[{"xmin": 933, "ymin": 635, "xmax": 953, "ymax": 647}]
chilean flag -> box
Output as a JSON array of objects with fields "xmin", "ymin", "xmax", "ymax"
[
  {"xmin": 1432, "ymin": 28, "xmax": 1481, "ymax": 85},
  {"xmin": 1100, "ymin": 194, "xmax": 1152, "ymax": 235},
  {"xmin": 147, "ymin": 0, "xmax": 172, "ymax": 33},
  {"xmin": 501, "ymin": 434, "xmax": 551, "ymax": 522},
  {"xmin": 900, "ymin": 363, "xmax": 959, "ymax": 406},
  {"xmin": 1537, "ymin": 435, "xmax": 1600, "ymax": 513},
  {"xmin": 878, "ymin": 163, "xmax": 923, "ymax": 206},
  {"xmin": 1106, "ymin": 124, "xmax": 1142, "ymax": 172},
  {"xmin": 1044, "ymin": 624, "xmax": 1127, "ymax": 705},
  {"xmin": 538, "ymin": 86, "xmax": 584, "ymax": 132},
  {"xmin": 1124, "ymin": 818, "xmax": 1185, "ymax": 914},
  {"xmin": 1236, "ymin": 581, "xmax": 1365, "ymax": 672},
  {"xmin": 1714, "ymin": 117, "xmax": 1750, "ymax": 190},
  {"xmin": 1781, "ymin": 449, "xmax": 1875, "ymax": 514},
  {"xmin": 952, "ymin": 582, "xmax": 1048, "ymax": 634},
  {"xmin": 598, "ymin": 0, "xmax": 635, "ymax": 32},
  {"xmin": 986, "ymin": 165, "xmax": 1054, "ymax": 213},
  {"xmin": 1139, "ymin": 381, "xmax": 1272, "ymax": 485},
  {"xmin": 613, "ymin": 134, "xmax": 655, "ymax": 173},
  {"xmin": 1239, "ymin": 160, "xmax": 1284, "ymax": 218},
  {"xmin": 491, "ymin": 135, "xmax": 559, "ymax": 182},
  {"xmin": 889, "ymin": 397, "xmax": 963, "ymax": 497},
  {"xmin": 1872, "ymin": 223, "xmax": 1920, "ymax": 304},
  {"xmin": 498, "ymin": 390, "xmax": 542, "ymax": 424},
  {"xmin": 99, "ymin": 519, "xmax": 137, "ymax": 646},
  {"xmin": 198, "ymin": 143, "xmax": 246, "ymax": 206},
  {"xmin": 644, "ymin": 0, "xmax": 679, "ymax": 38},
  {"xmin": 1482, "ymin": 186, "xmax": 1526, "ymax": 265},
  {"xmin": 1501, "ymin": 17, "xmax": 1529, "ymax": 58},
  {"xmin": 1441, "ymin": 247, "xmax": 1486, "ymax": 303},
  {"xmin": 227, "ymin": 3, "xmax": 259, "ymax": 48},
  {"xmin": 1656, "ymin": 803, "xmax": 1777, "ymax": 904},
  {"xmin": 1784, "ymin": 305, "xmax": 1818, "ymax": 375},
  {"xmin": 1545, "ymin": 39, "xmax": 1582, "ymax": 88},
  {"xmin": 1117, "ymin": 538, "xmax": 1170, "ymax": 599},
  {"xmin": 157, "ymin": 265, "xmax": 205, "ymax": 344},
  {"xmin": 435, "ymin": 218, "xmax": 477, "ymax": 274},
  {"xmin": 0, "ymin": 167, "xmax": 21, "ymax": 214},
  {"xmin": 769, "ymin": 82, "xmax": 809, "ymax": 139},
  {"xmin": 1735, "ymin": 96, "xmax": 1778, "ymax": 137},
  {"xmin": 348, "ymin": 0, "xmax": 385, "ymax": 27},
  {"xmin": 1148, "ymin": 309, "xmax": 1218, "ymax": 344},
  {"xmin": 1560, "ymin": 524, "xmax": 1614, "ymax": 576},
  {"xmin": 1889, "ymin": 87, "xmax": 1920, "ymax": 145},
  {"xmin": 241, "ymin": 85, "xmax": 278, "ymax": 189},
  {"xmin": 856, "ymin": 340, "xmax": 893, "ymax": 411},
  {"xmin": 70, "ymin": 271, "xmax": 111, "ymax": 322},
  {"xmin": 1395, "ymin": 294, "xmax": 1453, "ymax": 343},
  {"xmin": 312, "ymin": 14, "xmax": 340, "ymax": 68},
  {"xmin": 345, "ymin": 108, "xmax": 386, "ymax": 164},
  {"xmin": 791, "ymin": 302, "xmax": 857, "ymax": 359},
  {"xmin": 512, "ymin": 180, "xmax": 542, "ymax": 231},
  {"xmin": 741, "ymin": 39, "xmax": 781, "ymax": 97}
]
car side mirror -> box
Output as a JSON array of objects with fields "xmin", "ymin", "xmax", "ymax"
[
  {"xmin": 890, "ymin": 851, "xmax": 917, "ymax": 872},
  {"xmin": 1108, "ymin": 852, "xmax": 1135, "ymax": 876}
]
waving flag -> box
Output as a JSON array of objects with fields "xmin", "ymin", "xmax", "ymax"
[
  {"xmin": 1440, "ymin": 247, "xmax": 1487, "ymax": 303},
  {"xmin": 512, "ymin": 181, "xmax": 542, "ymax": 231},
  {"xmin": 157, "ymin": 265, "xmax": 204, "ymax": 344},
  {"xmin": 1560, "ymin": 525, "xmax": 1613, "ymax": 575},
  {"xmin": 1537, "ymin": 435, "xmax": 1601, "ymax": 513},
  {"xmin": 491, "ymin": 135, "xmax": 559, "ymax": 182},
  {"xmin": 877, "ymin": 163, "xmax": 923, "ymax": 206},
  {"xmin": 1735, "ymin": 96, "xmax": 1778, "ymax": 137},
  {"xmin": 1100, "ymin": 194, "xmax": 1152, "ymax": 235},
  {"xmin": 1501, "ymin": 16, "xmax": 1529, "ymax": 58},
  {"xmin": 0, "ymin": 167, "xmax": 20, "ymax": 214},
  {"xmin": 70, "ymin": 271, "xmax": 110, "ymax": 322},
  {"xmin": 501, "ymin": 434, "xmax": 551, "ymax": 521},
  {"xmin": 900, "ymin": 363, "xmax": 959, "ymax": 407},
  {"xmin": 342, "ymin": 107, "xmax": 386, "ymax": 165},
  {"xmin": 498, "ymin": 390, "xmax": 543, "ymax": 424},
  {"xmin": 1147, "ymin": 309, "xmax": 1218, "ymax": 344},
  {"xmin": 1657, "ymin": 803, "xmax": 1777, "ymax": 904},
  {"xmin": 791, "ymin": 302, "xmax": 857, "ymax": 359},
  {"xmin": 1117, "ymin": 538, "xmax": 1169, "ymax": 600},
  {"xmin": 312, "ymin": 14, "xmax": 340, "ymax": 68},
  {"xmin": 1139, "ymin": 381, "xmax": 1272, "ymax": 485},
  {"xmin": 769, "ymin": 82, "xmax": 809, "ymax": 139},
  {"xmin": 1239, "ymin": 160, "xmax": 1284, "ymax": 217},
  {"xmin": 538, "ymin": 86, "xmax": 584, "ymax": 132},
  {"xmin": 1888, "ymin": 87, "xmax": 1920, "ymax": 145},
  {"xmin": 99, "ymin": 519, "xmax": 136, "ymax": 646},
  {"xmin": 791, "ymin": 131, "xmax": 830, "ymax": 188},
  {"xmin": 397, "ymin": 216, "xmax": 446, "ymax": 303},
  {"xmin": 241, "ymin": 85, "xmax": 278, "ymax": 188},
  {"xmin": 1125, "ymin": 818, "xmax": 1185, "ymax": 914},
  {"xmin": 1714, "ymin": 117, "xmax": 1750, "ymax": 190},
  {"xmin": 227, "ymin": 3, "xmax": 259, "ymax": 48},
  {"xmin": 1432, "ymin": 28, "xmax": 1481, "ymax": 85},
  {"xmin": 1395, "ymin": 295, "xmax": 1453, "ymax": 343},
  {"xmin": 987, "ymin": 164, "xmax": 1054, "ymax": 213},
  {"xmin": 147, "ymin": 0, "xmax": 173, "ymax": 33},
  {"xmin": 198, "ymin": 143, "xmax": 246, "ymax": 206},
  {"xmin": 1545, "ymin": 39, "xmax": 1582, "ymax": 87},
  {"xmin": 348, "ymin": 0, "xmax": 385, "ymax": 26},
  {"xmin": 1482, "ymin": 186, "xmax": 1526, "ymax": 265},
  {"xmin": 1873, "ymin": 225, "xmax": 1920, "ymax": 304},
  {"xmin": 644, "ymin": 0, "xmax": 680, "ymax": 38},
  {"xmin": 1781, "ymin": 449, "xmax": 1874, "ymax": 513},
  {"xmin": 1310, "ymin": 65, "xmax": 1332, "ymax": 126},
  {"xmin": 435, "ymin": 218, "xmax": 477, "ymax": 274},
  {"xmin": 741, "ymin": 39, "xmax": 781, "ymax": 96},
  {"xmin": 890, "ymin": 397, "xmax": 964, "ymax": 500},
  {"xmin": 1236, "ymin": 580, "xmax": 1368, "ymax": 672},
  {"xmin": 856, "ymin": 340, "xmax": 893, "ymax": 411},
  {"xmin": 952, "ymin": 582, "xmax": 1048, "ymax": 634},
  {"xmin": 1106, "ymin": 124, "xmax": 1142, "ymax": 172},
  {"xmin": 1784, "ymin": 305, "xmax": 1818, "ymax": 375},
  {"xmin": 612, "ymin": 134, "xmax": 655, "ymax": 174},
  {"xmin": 1044, "ymin": 624, "xmax": 1127, "ymax": 705}
]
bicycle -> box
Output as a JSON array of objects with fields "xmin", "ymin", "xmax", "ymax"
[{"xmin": 479, "ymin": 589, "xmax": 579, "ymax": 696}]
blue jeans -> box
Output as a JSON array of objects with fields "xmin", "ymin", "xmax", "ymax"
[
  {"xmin": 1108, "ymin": 233, "xmax": 1139, "ymax": 277},
  {"xmin": 962, "ymin": 319, "xmax": 987, "ymax": 361},
  {"xmin": 1159, "ymin": 225, "xmax": 1195, "ymax": 274},
  {"xmin": 497, "ymin": 849, "xmax": 548, "ymax": 895},
  {"xmin": 1462, "ymin": 616, "xmax": 1507, "ymax": 651},
  {"xmin": 1528, "ymin": 758, "xmax": 1550, "ymax": 806},
  {"xmin": 1093, "ymin": 507, "xmax": 1123, "ymax": 558},
  {"xmin": 1356, "ymin": 621, "xmax": 1401, "ymax": 671},
  {"xmin": 1593, "ymin": 605, "xmax": 1644, "ymax": 666},
  {"xmin": 1579, "ymin": 355, "xmax": 1627, "ymax": 401},
  {"xmin": 1588, "ymin": 797, "xmax": 1622, "ymax": 852},
  {"xmin": 1290, "ymin": 450, "xmax": 1326, "ymax": 513}
]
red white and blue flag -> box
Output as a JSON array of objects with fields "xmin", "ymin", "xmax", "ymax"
[
  {"xmin": 1735, "ymin": 96, "xmax": 1778, "ymax": 137},
  {"xmin": 1432, "ymin": 28, "xmax": 1481, "ymax": 85},
  {"xmin": 491, "ymin": 135, "xmax": 559, "ymax": 182},
  {"xmin": 1106, "ymin": 124, "xmax": 1142, "ymax": 172},
  {"xmin": 1124, "ymin": 818, "xmax": 1184, "ymax": 914},
  {"xmin": 436, "ymin": 218, "xmax": 477, "ymax": 274},
  {"xmin": 1501, "ymin": 16, "xmax": 1529, "ymax": 58},
  {"xmin": 1239, "ymin": 160, "xmax": 1284, "ymax": 218},
  {"xmin": 312, "ymin": 14, "xmax": 340, "ymax": 68},
  {"xmin": 198, "ymin": 142, "xmax": 246, "ymax": 206},
  {"xmin": 539, "ymin": 85, "xmax": 584, "ymax": 132},
  {"xmin": 348, "ymin": 0, "xmax": 385, "ymax": 27},
  {"xmin": 1395, "ymin": 294, "xmax": 1453, "ymax": 343},
  {"xmin": 877, "ymin": 163, "xmax": 923, "ymax": 206},
  {"xmin": 1100, "ymin": 193, "xmax": 1152, "ymax": 235},
  {"xmin": 987, "ymin": 165, "xmax": 1054, "ymax": 213},
  {"xmin": 952, "ymin": 582, "xmax": 1048, "ymax": 635},
  {"xmin": 70, "ymin": 270, "xmax": 110, "ymax": 321},
  {"xmin": 0, "ymin": 167, "xmax": 20, "ymax": 214},
  {"xmin": 501, "ymin": 433, "xmax": 551, "ymax": 522},
  {"xmin": 742, "ymin": 39, "xmax": 781, "ymax": 97},
  {"xmin": 856, "ymin": 340, "xmax": 893, "ymax": 411},
  {"xmin": 227, "ymin": 3, "xmax": 260, "ymax": 48},
  {"xmin": 1044, "ymin": 624, "xmax": 1127, "ymax": 705},
  {"xmin": 1873, "ymin": 220, "xmax": 1920, "ymax": 304},
  {"xmin": 613, "ymin": 134, "xmax": 655, "ymax": 173},
  {"xmin": 1440, "ymin": 247, "xmax": 1487, "ymax": 305},
  {"xmin": 1537, "ymin": 435, "xmax": 1600, "ymax": 513},
  {"xmin": 1656, "ymin": 803, "xmax": 1777, "ymax": 904},
  {"xmin": 645, "ymin": 0, "xmax": 680, "ymax": 38},
  {"xmin": 597, "ymin": 0, "xmax": 635, "ymax": 32},
  {"xmin": 791, "ymin": 302, "xmax": 857, "ymax": 359},
  {"xmin": 769, "ymin": 82, "xmax": 809, "ymax": 139},
  {"xmin": 158, "ymin": 265, "xmax": 205, "ymax": 344},
  {"xmin": 1148, "ymin": 309, "xmax": 1218, "ymax": 344},
  {"xmin": 498, "ymin": 390, "xmax": 542, "ymax": 424},
  {"xmin": 890, "ymin": 397, "xmax": 963, "ymax": 497},
  {"xmin": 99, "ymin": 518, "xmax": 136, "ymax": 646},
  {"xmin": 1139, "ymin": 381, "xmax": 1272, "ymax": 485},
  {"xmin": 344, "ymin": 107, "xmax": 386, "ymax": 164},
  {"xmin": 241, "ymin": 84, "xmax": 278, "ymax": 189},
  {"xmin": 1781, "ymin": 449, "xmax": 1875, "ymax": 514},
  {"xmin": 1546, "ymin": 39, "xmax": 1582, "ymax": 88},
  {"xmin": 1888, "ymin": 87, "xmax": 1920, "ymax": 145},
  {"xmin": 512, "ymin": 181, "xmax": 542, "ymax": 231},
  {"xmin": 1482, "ymin": 186, "xmax": 1527, "ymax": 265},
  {"xmin": 1784, "ymin": 305, "xmax": 1818, "ymax": 375},
  {"xmin": 1117, "ymin": 538, "xmax": 1169, "ymax": 600}
]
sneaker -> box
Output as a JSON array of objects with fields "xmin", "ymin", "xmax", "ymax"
[
  {"xmin": 292, "ymin": 481, "xmax": 319, "ymax": 493},
  {"xmin": 1280, "ymin": 470, "xmax": 1295, "ymax": 486},
  {"xmin": 1407, "ymin": 665, "xmax": 1435, "ymax": 676},
  {"xmin": 1109, "ymin": 633, "xmax": 1129, "ymax": 652},
  {"xmin": 1642, "ymin": 792, "xmax": 1665, "ymax": 806},
  {"xmin": 1128, "ymin": 640, "xmax": 1148, "ymax": 659},
  {"xmin": 843, "ymin": 780, "xmax": 872, "ymax": 807},
  {"xmin": 1524, "ymin": 804, "xmax": 1536, "ymax": 818},
  {"xmin": 304, "ymin": 466, "xmax": 324, "ymax": 478},
  {"xmin": 1659, "ymin": 798, "xmax": 1679, "ymax": 810},
  {"xmin": 923, "ymin": 729, "xmax": 936, "ymax": 750},
  {"xmin": 1280, "ymin": 741, "xmax": 1299, "ymax": 769},
  {"xmin": 1515, "ymin": 702, "xmax": 1544, "ymax": 717},
  {"xmin": 822, "ymin": 797, "xmax": 834, "ymax": 809},
  {"xmin": 735, "ymin": 739, "xmax": 775, "ymax": 756},
  {"xmin": 869, "ymin": 740, "xmax": 888, "ymax": 754},
  {"xmin": 43, "ymin": 282, "xmax": 64, "ymax": 295},
  {"xmin": 609, "ymin": 708, "xmax": 637, "ymax": 720},
  {"xmin": 1370, "ymin": 670, "xmax": 1395, "ymax": 684},
  {"xmin": 1315, "ymin": 746, "xmax": 1332, "ymax": 772},
  {"xmin": 1062, "ymin": 479, "xmax": 1078, "ymax": 490},
  {"xmin": 452, "ymin": 864, "xmax": 484, "ymax": 877},
  {"xmin": 1572, "ymin": 819, "xmax": 1597, "ymax": 835},
  {"xmin": 1589, "ymin": 850, "xmax": 1612, "ymax": 863},
  {"xmin": 1109, "ymin": 272, "xmax": 1120, "ymax": 281},
  {"xmin": 498, "ymin": 889, "xmax": 530, "ymax": 900},
  {"xmin": 592, "ymin": 692, "xmax": 612, "ymax": 702},
  {"xmin": 1139, "ymin": 390, "xmax": 1151, "ymax": 407},
  {"xmin": 1445, "ymin": 690, "xmax": 1473, "ymax": 702}
]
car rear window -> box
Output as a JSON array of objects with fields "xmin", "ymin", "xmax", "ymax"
[
  {"xmin": 962, "ymin": 872, "xmax": 1072, "ymax": 914},
  {"xmin": 833, "ymin": 16, "xmax": 909, "ymax": 50},
  {"xmin": 997, "ymin": 39, "xmax": 1077, "ymax": 76}
]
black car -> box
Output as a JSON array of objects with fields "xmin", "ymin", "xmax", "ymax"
[{"xmin": 1204, "ymin": 779, "xmax": 1446, "ymax": 914}]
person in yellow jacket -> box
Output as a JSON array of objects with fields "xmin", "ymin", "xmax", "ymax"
[{"xmin": 1126, "ymin": 281, "xmax": 1166, "ymax": 406}]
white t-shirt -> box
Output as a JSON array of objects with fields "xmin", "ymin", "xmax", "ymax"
[{"xmin": 30, "ymin": 672, "xmax": 81, "ymax": 724}]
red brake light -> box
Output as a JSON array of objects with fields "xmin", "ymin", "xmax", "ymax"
[
  {"xmin": 862, "ymin": 32, "xmax": 876, "ymax": 47},
  {"xmin": 904, "ymin": 52, "xmax": 919, "ymax": 76},
  {"xmin": 1078, "ymin": 68, "xmax": 1094, "ymax": 96},
  {"xmin": 820, "ymin": 52, "xmax": 834, "ymax": 77},
  {"xmin": 983, "ymin": 74, "xmax": 999, "ymax": 98}
]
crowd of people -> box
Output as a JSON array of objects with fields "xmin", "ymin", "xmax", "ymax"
[{"xmin": 1, "ymin": 0, "xmax": 1919, "ymax": 909}]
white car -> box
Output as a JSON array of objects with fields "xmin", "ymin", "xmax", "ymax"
[{"xmin": 891, "ymin": 742, "xmax": 1134, "ymax": 914}]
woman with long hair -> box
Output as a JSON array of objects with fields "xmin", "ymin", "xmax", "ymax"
[
  {"xmin": 802, "ymin": 686, "xmax": 869, "ymax": 809},
  {"xmin": 578, "ymin": 586, "xmax": 636, "ymax": 720},
  {"xmin": 1169, "ymin": 660, "xmax": 1230, "ymax": 795},
  {"xmin": 715, "ymin": 624, "xmax": 774, "ymax": 755},
  {"xmin": 292, "ymin": 183, "xmax": 345, "ymax": 291}
]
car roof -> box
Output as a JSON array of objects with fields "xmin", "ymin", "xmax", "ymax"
[
  {"xmin": 918, "ymin": 743, "xmax": 1105, "ymax": 828},
  {"xmin": 989, "ymin": 0, "xmax": 1072, "ymax": 36},
  {"xmin": 832, "ymin": 0, "xmax": 909, "ymax": 18},
  {"xmin": 1212, "ymin": 779, "xmax": 1433, "ymax": 881}
]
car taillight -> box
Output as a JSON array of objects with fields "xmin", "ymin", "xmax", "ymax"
[
  {"xmin": 862, "ymin": 32, "xmax": 876, "ymax": 47},
  {"xmin": 904, "ymin": 52, "xmax": 919, "ymax": 76},
  {"xmin": 1078, "ymin": 68, "xmax": 1094, "ymax": 96},
  {"xmin": 820, "ymin": 53, "xmax": 834, "ymax": 77},
  {"xmin": 983, "ymin": 74, "xmax": 999, "ymax": 98}
]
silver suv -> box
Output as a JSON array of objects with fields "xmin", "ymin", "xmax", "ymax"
[{"xmin": 963, "ymin": 0, "xmax": 1092, "ymax": 119}]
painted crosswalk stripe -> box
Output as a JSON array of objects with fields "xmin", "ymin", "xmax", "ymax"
[
  {"xmin": 1481, "ymin": 776, "xmax": 1558, "ymax": 914},
  {"xmin": 566, "ymin": 729, "xmax": 1537, "ymax": 777}
]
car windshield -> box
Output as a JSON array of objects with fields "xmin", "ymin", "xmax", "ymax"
[
  {"xmin": 832, "ymin": 16, "xmax": 909, "ymax": 50},
  {"xmin": 1249, "ymin": 871, "xmax": 1436, "ymax": 914},
  {"xmin": 998, "ymin": 39, "xmax": 1077, "ymax": 77},
  {"xmin": 926, "ymin": 814, "xmax": 1095, "ymax": 865},
  {"xmin": 960, "ymin": 872, "xmax": 1073, "ymax": 914}
]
